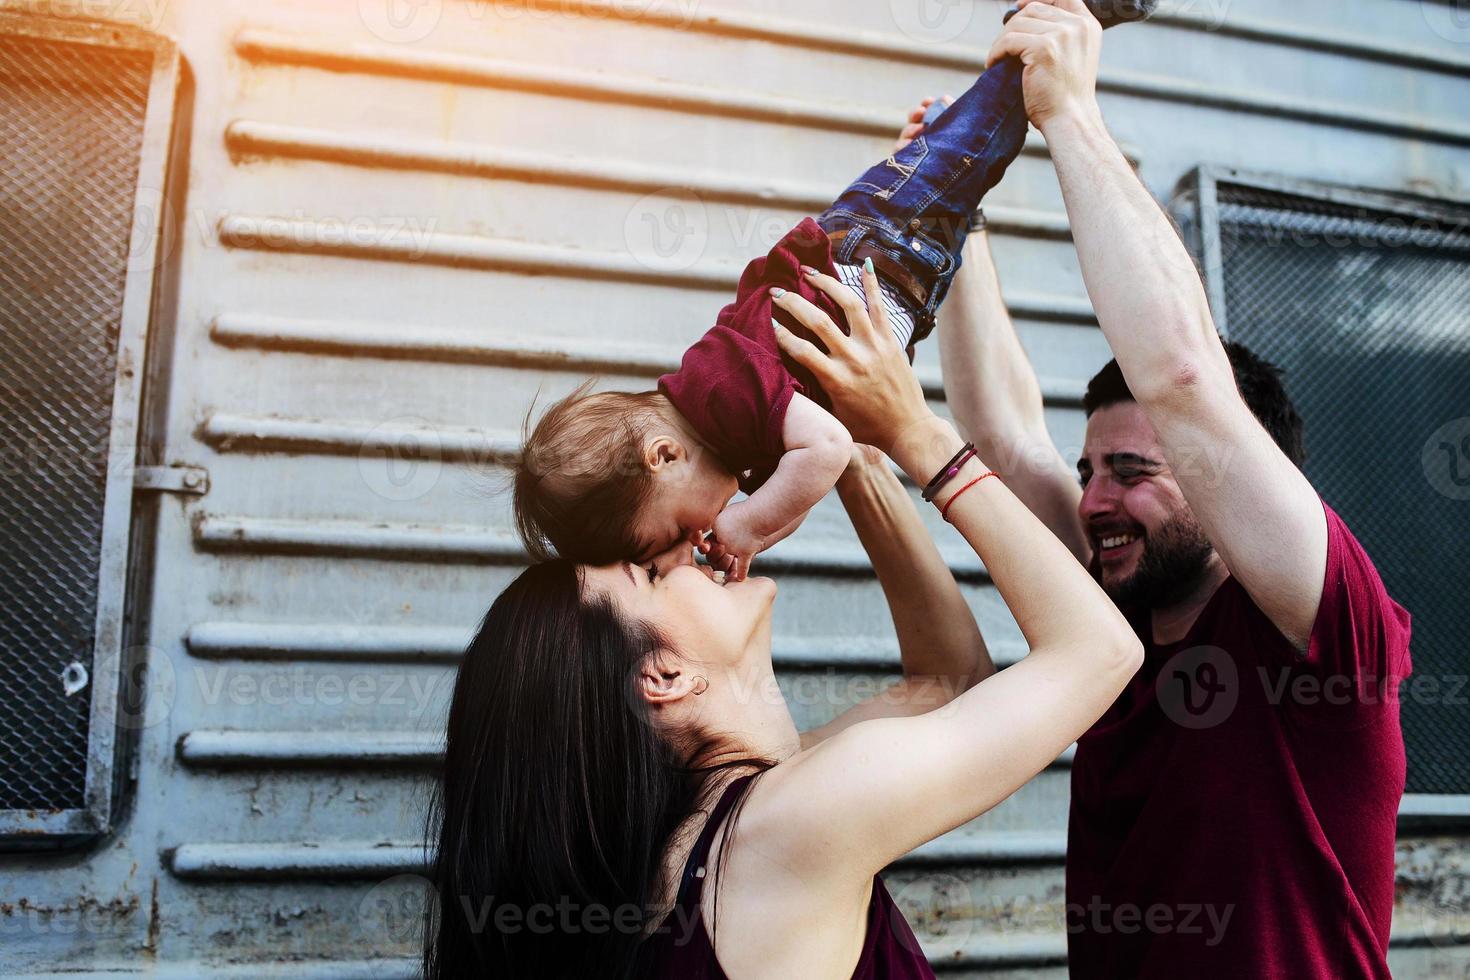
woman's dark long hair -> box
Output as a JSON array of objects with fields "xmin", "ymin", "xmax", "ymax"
[{"xmin": 424, "ymin": 559, "xmax": 765, "ymax": 978}]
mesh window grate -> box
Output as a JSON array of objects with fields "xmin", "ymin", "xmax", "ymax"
[
  {"xmin": 0, "ymin": 34, "xmax": 153, "ymax": 809},
  {"xmin": 1211, "ymin": 181, "xmax": 1470, "ymax": 795}
]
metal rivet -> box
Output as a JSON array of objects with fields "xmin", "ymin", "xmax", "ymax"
[
  {"xmin": 910, "ymin": 218, "xmax": 922, "ymax": 230},
  {"xmin": 912, "ymin": 241, "xmax": 923, "ymax": 252}
]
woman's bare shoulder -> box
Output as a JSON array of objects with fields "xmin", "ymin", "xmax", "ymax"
[{"xmin": 705, "ymin": 769, "xmax": 876, "ymax": 977}]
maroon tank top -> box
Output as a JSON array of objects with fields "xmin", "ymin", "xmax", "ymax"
[{"xmin": 638, "ymin": 773, "xmax": 937, "ymax": 979}]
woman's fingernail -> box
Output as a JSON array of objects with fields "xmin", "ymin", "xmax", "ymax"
[
  {"xmin": 801, "ymin": 265, "xmax": 818, "ymax": 276},
  {"xmin": 771, "ymin": 287, "xmax": 786, "ymax": 298},
  {"xmin": 771, "ymin": 319, "xmax": 786, "ymax": 332},
  {"xmin": 863, "ymin": 257, "xmax": 875, "ymax": 275}
]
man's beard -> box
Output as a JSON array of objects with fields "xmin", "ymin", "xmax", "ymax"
[{"xmin": 1095, "ymin": 510, "xmax": 1216, "ymax": 610}]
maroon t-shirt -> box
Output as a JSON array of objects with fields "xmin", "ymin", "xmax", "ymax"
[
  {"xmin": 1067, "ymin": 502, "xmax": 1412, "ymax": 978},
  {"xmin": 659, "ymin": 218, "xmax": 845, "ymax": 494}
]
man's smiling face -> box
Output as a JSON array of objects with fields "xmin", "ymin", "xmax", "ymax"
[{"xmin": 1078, "ymin": 401, "xmax": 1215, "ymax": 608}]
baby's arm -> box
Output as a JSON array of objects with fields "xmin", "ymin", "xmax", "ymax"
[{"xmin": 708, "ymin": 392, "xmax": 852, "ymax": 581}]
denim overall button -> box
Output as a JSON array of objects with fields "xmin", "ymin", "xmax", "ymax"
[
  {"xmin": 909, "ymin": 218, "xmax": 922, "ymax": 230},
  {"xmin": 912, "ymin": 240, "xmax": 923, "ymax": 252}
]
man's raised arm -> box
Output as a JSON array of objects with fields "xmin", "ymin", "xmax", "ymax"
[{"xmin": 989, "ymin": 0, "xmax": 1327, "ymax": 647}]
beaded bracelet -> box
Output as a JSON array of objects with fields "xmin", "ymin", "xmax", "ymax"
[{"xmin": 921, "ymin": 442, "xmax": 978, "ymax": 503}]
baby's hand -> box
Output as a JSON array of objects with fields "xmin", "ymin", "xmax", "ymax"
[
  {"xmin": 896, "ymin": 95, "xmax": 955, "ymax": 151},
  {"xmin": 706, "ymin": 504, "xmax": 767, "ymax": 583}
]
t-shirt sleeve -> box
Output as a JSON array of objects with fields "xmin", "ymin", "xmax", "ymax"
[
  {"xmin": 660, "ymin": 217, "xmax": 839, "ymax": 494},
  {"xmin": 660, "ymin": 325, "xmax": 800, "ymax": 490},
  {"xmin": 1302, "ymin": 501, "xmax": 1413, "ymax": 692}
]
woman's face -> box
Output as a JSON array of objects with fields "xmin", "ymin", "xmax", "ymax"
[{"xmin": 581, "ymin": 544, "xmax": 776, "ymax": 667}]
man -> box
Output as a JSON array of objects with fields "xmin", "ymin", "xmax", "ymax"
[{"xmin": 935, "ymin": 1, "xmax": 1412, "ymax": 975}]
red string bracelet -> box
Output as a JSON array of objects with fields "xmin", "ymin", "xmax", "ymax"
[{"xmin": 939, "ymin": 471, "xmax": 1000, "ymax": 522}]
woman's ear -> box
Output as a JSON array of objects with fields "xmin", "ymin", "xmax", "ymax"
[
  {"xmin": 643, "ymin": 434, "xmax": 685, "ymax": 474},
  {"xmin": 638, "ymin": 663, "xmax": 704, "ymax": 705}
]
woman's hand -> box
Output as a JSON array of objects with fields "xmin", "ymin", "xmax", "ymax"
[{"xmin": 770, "ymin": 264, "xmax": 935, "ymax": 456}]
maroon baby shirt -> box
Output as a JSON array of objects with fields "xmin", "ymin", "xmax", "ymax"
[{"xmin": 658, "ymin": 218, "xmax": 846, "ymax": 494}]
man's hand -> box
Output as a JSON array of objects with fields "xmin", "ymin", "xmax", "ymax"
[
  {"xmin": 771, "ymin": 265, "xmax": 934, "ymax": 456},
  {"xmin": 987, "ymin": 0, "xmax": 1103, "ymax": 131}
]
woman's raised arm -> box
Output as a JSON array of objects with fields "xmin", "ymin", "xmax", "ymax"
[
  {"xmin": 799, "ymin": 443, "xmax": 994, "ymax": 750},
  {"xmin": 746, "ymin": 265, "xmax": 1141, "ymax": 883}
]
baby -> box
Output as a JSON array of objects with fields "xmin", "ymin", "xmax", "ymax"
[{"xmin": 514, "ymin": 0, "xmax": 1155, "ymax": 579}]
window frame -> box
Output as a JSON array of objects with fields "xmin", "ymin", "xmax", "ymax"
[
  {"xmin": 1172, "ymin": 164, "xmax": 1470, "ymax": 339},
  {"xmin": 0, "ymin": 12, "xmax": 180, "ymax": 846},
  {"xmin": 1170, "ymin": 164, "xmax": 1470, "ymax": 822}
]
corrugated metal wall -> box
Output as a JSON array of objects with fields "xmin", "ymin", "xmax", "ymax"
[{"xmin": 2, "ymin": 0, "xmax": 1468, "ymax": 975}]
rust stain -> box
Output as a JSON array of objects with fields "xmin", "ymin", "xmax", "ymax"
[
  {"xmin": 145, "ymin": 878, "xmax": 160, "ymax": 956},
  {"xmin": 0, "ymin": 894, "xmax": 140, "ymax": 919}
]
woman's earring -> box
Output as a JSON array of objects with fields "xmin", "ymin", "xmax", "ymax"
[{"xmin": 692, "ymin": 675, "xmax": 709, "ymax": 696}]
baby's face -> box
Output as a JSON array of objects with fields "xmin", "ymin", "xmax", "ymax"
[{"xmin": 633, "ymin": 463, "xmax": 738, "ymax": 566}]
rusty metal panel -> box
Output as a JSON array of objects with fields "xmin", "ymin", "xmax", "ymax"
[{"xmin": 0, "ymin": 0, "xmax": 1466, "ymax": 975}]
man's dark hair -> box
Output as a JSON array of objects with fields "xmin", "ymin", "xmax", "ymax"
[{"xmin": 1082, "ymin": 341, "xmax": 1306, "ymax": 468}]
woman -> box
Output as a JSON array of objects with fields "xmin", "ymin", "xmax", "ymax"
[{"xmin": 424, "ymin": 268, "xmax": 1142, "ymax": 978}]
